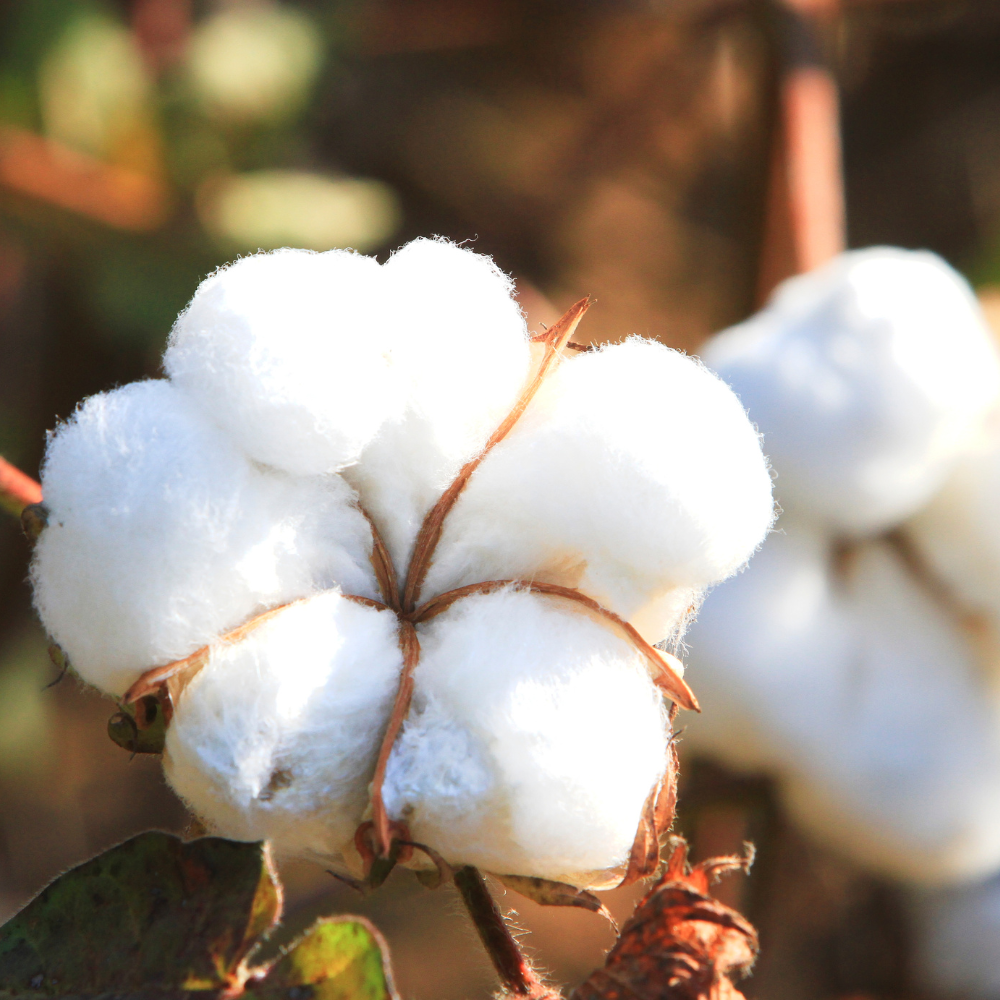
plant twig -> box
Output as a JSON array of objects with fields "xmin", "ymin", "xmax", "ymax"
[
  {"xmin": 0, "ymin": 455, "xmax": 42, "ymax": 517},
  {"xmin": 454, "ymin": 865, "xmax": 561, "ymax": 999}
]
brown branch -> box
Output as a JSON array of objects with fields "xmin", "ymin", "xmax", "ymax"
[
  {"xmin": 413, "ymin": 579, "xmax": 698, "ymax": 712},
  {"xmin": 400, "ymin": 297, "xmax": 590, "ymax": 613},
  {"xmin": 370, "ymin": 619, "xmax": 421, "ymax": 857},
  {"xmin": 454, "ymin": 865, "xmax": 561, "ymax": 1000},
  {"xmin": 0, "ymin": 455, "xmax": 42, "ymax": 517},
  {"xmin": 358, "ymin": 504, "xmax": 401, "ymax": 609}
]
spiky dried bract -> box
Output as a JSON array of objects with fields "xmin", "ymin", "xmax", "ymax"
[
  {"xmin": 30, "ymin": 239, "xmax": 773, "ymax": 884},
  {"xmin": 703, "ymin": 248, "xmax": 1000, "ymax": 535}
]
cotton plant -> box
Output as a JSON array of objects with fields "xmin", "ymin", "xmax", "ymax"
[
  {"xmin": 681, "ymin": 247, "xmax": 1000, "ymax": 996},
  {"xmin": 29, "ymin": 238, "xmax": 774, "ymax": 896}
]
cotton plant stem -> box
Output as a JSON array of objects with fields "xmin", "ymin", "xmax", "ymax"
[
  {"xmin": 0, "ymin": 455, "xmax": 42, "ymax": 517},
  {"xmin": 454, "ymin": 866, "xmax": 561, "ymax": 1000}
]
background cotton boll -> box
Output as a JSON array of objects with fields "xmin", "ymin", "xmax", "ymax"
[
  {"xmin": 383, "ymin": 587, "xmax": 669, "ymax": 886},
  {"xmin": 908, "ymin": 875, "xmax": 1000, "ymax": 1000},
  {"xmin": 165, "ymin": 248, "xmax": 397, "ymax": 476},
  {"xmin": 421, "ymin": 339, "xmax": 773, "ymax": 642},
  {"xmin": 164, "ymin": 593, "xmax": 402, "ymax": 860},
  {"xmin": 32, "ymin": 380, "xmax": 377, "ymax": 696},
  {"xmin": 681, "ymin": 517, "xmax": 854, "ymax": 776},
  {"xmin": 905, "ymin": 421, "xmax": 1000, "ymax": 633},
  {"xmin": 344, "ymin": 239, "xmax": 531, "ymax": 571},
  {"xmin": 781, "ymin": 540, "xmax": 1000, "ymax": 884},
  {"xmin": 702, "ymin": 248, "xmax": 1000, "ymax": 536}
]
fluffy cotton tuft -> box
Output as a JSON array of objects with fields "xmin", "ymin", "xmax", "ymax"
[
  {"xmin": 702, "ymin": 248, "xmax": 1000, "ymax": 535},
  {"xmin": 383, "ymin": 587, "xmax": 669, "ymax": 887},
  {"xmin": 422, "ymin": 339, "xmax": 775, "ymax": 643},
  {"xmin": 684, "ymin": 518, "xmax": 1000, "ymax": 884},
  {"xmin": 165, "ymin": 248, "xmax": 395, "ymax": 475},
  {"xmin": 342, "ymin": 238, "xmax": 531, "ymax": 571},
  {"xmin": 165, "ymin": 592, "xmax": 402, "ymax": 858},
  {"xmin": 32, "ymin": 380, "xmax": 375, "ymax": 695}
]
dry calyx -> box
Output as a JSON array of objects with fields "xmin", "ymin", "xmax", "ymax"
[{"xmin": 30, "ymin": 239, "xmax": 773, "ymax": 897}]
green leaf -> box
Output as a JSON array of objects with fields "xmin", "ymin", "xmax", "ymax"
[
  {"xmin": 251, "ymin": 918, "xmax": 397, "ymax": 1000},
  {"xmin": 0, "ymin": 832, "xmax": 281, "ymax": 997}
]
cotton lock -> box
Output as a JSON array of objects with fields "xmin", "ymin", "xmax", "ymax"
[{"xmin": 31, "ymin": 239, "xmax": 773, "ymax": 887}]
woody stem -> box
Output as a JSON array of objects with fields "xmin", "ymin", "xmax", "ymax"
[
  {"xmin": 453, "ymin": 866, "xmax": 558, "ymax": 999},
  {"xmin": 0, "ymin": 456, "xmax": 42, "ymax": 517}
]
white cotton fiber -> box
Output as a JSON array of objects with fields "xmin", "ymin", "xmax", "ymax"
[
  {"xmin": 421, "ymin": 338, "xmax": 774, "ymax": 643},
  {"xmin": 342, "ymin": 238, "xmax": 531, "ymax": 573},
  {"xmin": 164, "ymin": 592, "xmax": 402, "ymax": 859},
  {"xmin": 905, "ymin": 417, "xmax": 1000, "ymax": 634},
  {"xmin": 909, "ymin": 874, "xmax": 1000, "ymax": 999},
  {"xmin": 383, "ymin": 587, "xmax": 670, "ymax": 887},
  {"xmin": 32, "ymin": 380, "xmax": 376, "ymax": 695},
  {"xmin": 702, "ymin": 248, "xmax": 1000, "ymax": 536},
  {"xmin": 165, "ymin": 248, "xmax": 396, "ymax": 475},
  {"xmin": 684, "ymin": 521, "xmax": 1000, "ymax": 883}
]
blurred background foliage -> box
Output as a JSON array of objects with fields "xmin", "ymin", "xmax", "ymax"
[{"xmin": 3, "ymin": 1, "xmax": 1000, "ymax": 998}]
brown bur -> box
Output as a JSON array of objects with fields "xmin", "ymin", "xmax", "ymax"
[{"xmin": 573, "ymin": 839, "xmax": 757, "ymax": 1000}]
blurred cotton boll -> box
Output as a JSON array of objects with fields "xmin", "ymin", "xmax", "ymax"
[
  {"xmin": 703, "ymin": 248, "xmax": 1000, "ymax": 536},
  {"xmin": 186, "ymin": 3, "xmax": 322, "ymax": 124},
  {"xmin": 198, "ymin": 171, "xmax": 401, "ymax": 254},
  {"xmin": 39, "ymin": 13, "xmax": 154, "ymax": 164}
]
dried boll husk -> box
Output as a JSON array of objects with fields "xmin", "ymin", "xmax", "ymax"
[
  {"xmin": 685, "ymin": 517, "xmax": 1000, "ymax": 884},
  {"xmin": 164, "ymin": 592, "xmax": 402, "ymax": 859},
  {"xmin": 32, "ymin": 380, "xmax": 376, "ymax": 695},
  {"xmin": 383, "ymin": 587, "xmax": 671, "ymax": 887},
  {"xmin": 703, "ymin": 248, "xmax": 1000, "ymax": 537},
  {"xmin": 421, "ymin": 339, "xmax": 775, "ymax": 645}
]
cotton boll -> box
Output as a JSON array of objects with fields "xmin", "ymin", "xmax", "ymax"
[
  {"xmin": 702, "ymin": 248, "xmax": 1000, "ymax": 536},
  {"xmin": 782, "ymin": 540, "xmax": 1000, "ymax": 884},
  {"xmin": 383, "ymin": 587, "xmax": 670, "ymax": 886},
  {"xmin": 681, "ymin": 515, "xmax": 853, "ymax": 775},
  {"xmin": 905, "ymin": 419, "xmax": 1000, "ymax": 634},
  {"xmin": 421, "ymin": 339, "xmax": 774, "ymax": 643},
  {"xmin": 165, "ymin": 248, "xmax": 396, "ymax": 475},
  {"xmin": 909, "ymin": 875, "xmax": 1000, "ymax": 999},
  {"xmin": 32, "ymin": 380, "xmax": 376, "ymax": 695},
  {"xmin": 165, "ymin": 593, "xmax": 402, "ymax": 859},
  {"xmin": 343, "ymin": 238, "xmax": 531, "ymax": 572}
]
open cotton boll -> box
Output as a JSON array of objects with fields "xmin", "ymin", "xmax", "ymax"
[
  {"xmin": 165, "ymin": 248, "xmax": 396, "ymax": 475},
  {"xmin": 32, "ymin": 380, "xmax": 376, "ymax": 696},
  {"xmin": 164, "ymin": 592, "xmax": 402, "ymax": 859},
  {"xmin": 383, "ymin": 587, "xmax": 670, "ymax": 887},
  {"xmin": 343, "ymin": 238, "xmax": 531, "ymax": 572},
  {"xmin": 702, "ymin": 248, "xmax": 1000, "ymax": 536},
  {"xmin": 909, "ymin": 875, "xmax": 1000, "ymax": 1000},
  {"xmin": 781, "ymin": 540, "xmax": 1000, "ymax": 884},
  {"xmin": 681, "ymin": 515, "xmax": 853, "ymax": 775},
  {"xmin": 421, "ymin": 338, "xmax": 773, "ymax": 643},
  {"xmin": 905, "ymin": 420, "xmax": 1000, "ymax": 633}
]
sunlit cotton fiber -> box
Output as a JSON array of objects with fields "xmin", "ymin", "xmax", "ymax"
[
  {"xmin": 165, "ymin": 592, "xmax": 402, "ymax": 859},
  {"xmin": 383, "ymin": 587, "xmax": 670, "ymax": 886},
  {"xmin": 702, "ymin": 248, "xmax": 1000, "ymax": 536},
  {"xmin": 422, "ymin": 338, "xmax": 775, "ymax": 642},
  {"xmin": 30, "ymin": 237, "xmax": 775, "ymax": 883},
  {"xmin": 32, "ymin": 380, "xmax": 375, "ymax": 695}
]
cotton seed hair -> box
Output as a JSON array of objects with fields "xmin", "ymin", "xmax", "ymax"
[{"xmin": 31, "ymin": 238, "xmax": 773, "ymax": 888}]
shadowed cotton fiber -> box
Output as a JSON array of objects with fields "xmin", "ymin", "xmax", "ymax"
[{"xmin": 703, "ymin": 248, "xmax": 1000, "ymax": 536}]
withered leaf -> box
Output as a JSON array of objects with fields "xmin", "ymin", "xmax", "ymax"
[
  {"xmin": 572, "ymin": 839, "xmax": 757, "ymax": 1000},
  {"xmin": 0, "ymin": 832, "xmax": 280, "ymax": 997},
  {"xmin": 495, "ymin": 874, "xmax": 616, "ymax": 929}
]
